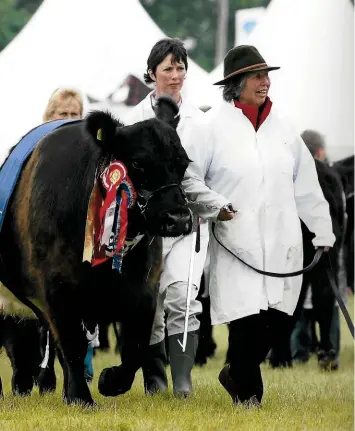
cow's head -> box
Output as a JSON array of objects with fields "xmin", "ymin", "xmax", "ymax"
[{"xmin": 86, "ymin": 96, "xmax": 192, "ymax": 236}]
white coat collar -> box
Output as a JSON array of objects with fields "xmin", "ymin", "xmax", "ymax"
[{"xmin": 209, "ymin": 98, "xmax": 273, "ymax": 132}]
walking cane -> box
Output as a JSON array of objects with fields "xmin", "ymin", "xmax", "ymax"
[{"xmin": 178, "ymin": 215, "xmax": 200, "ymax": 352}]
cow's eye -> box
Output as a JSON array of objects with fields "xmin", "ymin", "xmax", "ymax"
[{"xmin": 132, "ymin": 161, "xmax": 144, "ymax": 171}]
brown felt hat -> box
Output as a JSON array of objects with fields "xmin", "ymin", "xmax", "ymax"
[{"xmin": 214, "ymin": 45, "xmax": 280, "ymax": 85}]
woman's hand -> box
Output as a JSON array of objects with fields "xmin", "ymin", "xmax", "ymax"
[{"xmin": 217, "ymin": 204, "xmax": 236, "ymax": 221}]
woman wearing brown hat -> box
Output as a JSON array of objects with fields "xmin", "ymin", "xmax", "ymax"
[{"xmin": 183, "ymin": 45, "xmax": 335, "ymax": 407}]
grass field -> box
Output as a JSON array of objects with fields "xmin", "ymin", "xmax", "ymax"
[{"xmin": 0, "ymin": 298, "xmax": 353, "ymax": 431}]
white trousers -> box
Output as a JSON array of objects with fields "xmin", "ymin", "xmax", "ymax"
[
  {"xmin": 149, "ymin": 281, "xmax": 202, "ymax": 345},
  {"xmin": 149, "ymin": 224, "xmax": 209, "ymax": 345}
]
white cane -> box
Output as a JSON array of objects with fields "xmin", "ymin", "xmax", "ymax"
[{"xmin": 178, "ymin": 215, "xmax": 199, "ymax": 352}]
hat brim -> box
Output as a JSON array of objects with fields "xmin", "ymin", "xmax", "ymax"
[{"xmin": 213, "ymin": 66, "xmax": 280, "ymax": 86}]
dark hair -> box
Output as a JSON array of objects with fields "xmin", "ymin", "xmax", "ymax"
[
  {"xmin": 144, "ymin": 38, "xmax": 188, "ymax": 84},
  {"xmin": 222, "ymin": 74, "xmax": 248, "ymax": 102}
]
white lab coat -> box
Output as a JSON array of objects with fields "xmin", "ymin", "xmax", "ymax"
[
  {"xmin": 183, "ymin": 99, "xmax": 335, "ymax": 324},
  {"xmin": 125, "ymin": 92, "xmax": 209, "ymax": 291}
]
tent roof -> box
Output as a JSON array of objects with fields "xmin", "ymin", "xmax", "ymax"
[{"xmin": 0, "ymin": 0, "xmax": 218, "ymax": 161}]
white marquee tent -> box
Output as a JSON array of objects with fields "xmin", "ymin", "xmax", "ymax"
[
  {"xmin": 210, "ymin": 0, "xmax": 354, "ymax": 161},
  {"xmin": 0, "ymin": 0, "xmax": 219, "ymax": 162}
]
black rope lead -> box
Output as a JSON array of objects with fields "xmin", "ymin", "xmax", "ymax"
[
  {"xmin": 212, "ymin": 222, "xmax": 355, "ymax": 339},
  {"xmin": 212, "ymin": 223, "xmax": 323, "ymax": 278}
]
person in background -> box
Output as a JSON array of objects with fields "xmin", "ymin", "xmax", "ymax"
[
  {"xmin": 182, "ymin": 45, "xmax": 335, "ymax": 407},
  {"xmin": 43, "ymin": 88, "xmax": 83, "ymax": 122},
  {"xmin": 289, "ymin": 130, "xmax": 346, "ymax": 370},
  {"xmin": 125, "ymin": 38, "xmax": 209, "ymax": 397},
  {"xmin": 333, "ymin": 155, "xmax": 354, "ymax": 294}
]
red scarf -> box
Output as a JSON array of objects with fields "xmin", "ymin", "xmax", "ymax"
[{"xmin": 234, "ymin": 97, "xmax": 272, "ymax": 131}]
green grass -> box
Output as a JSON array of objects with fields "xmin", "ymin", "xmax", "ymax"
[{"xmin": 0, "ymin": 298, "xmax": 353, "ymax": 431}]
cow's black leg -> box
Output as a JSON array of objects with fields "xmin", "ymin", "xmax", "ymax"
[
  {"xmin": 58, "ymin": 325, "xmax": 93, "ymax": 405},
  {"xmin": 46, "ymin": 287, "xmax": 94, "ymax": 406},
  {"xmin": 56, "ymin": 347, "xmax": 70, "ymax": 401},
  {"xmin": 113, "ymin": 322, "xmax": 124, "ymax": 355},
  {"xmin": 56, "ymin": 321, "xmax": 93, "ymax": 405},
  {"xmin": 99, "ymin": 294, "xmax": 156, "ymax": 397},
  {"xmin": 37, "ymin": 327, "xmax": 57, "ymax": 394},
  {"xmin": 97, "ymin": 322, "xmax": 110, "ymax": 352},
  {"xmin": 4, "ymin": 316, "xmax": 40, "ymax": 396}
]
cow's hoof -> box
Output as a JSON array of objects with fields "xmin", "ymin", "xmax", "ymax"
[
  {"xmin": 12, "ymin": 375, "xmax": 33, "ymax": 396},
  {"xmin": 64, "ymin": 395, "xmax": 96, "ymax": 407},
  {"xmin": 62, "ymin": 379, "xmax": 95, "ymax": 407},
  {"xmin": 98, "ymin": 366, "xmax": 133, "ymax": 397},
  {"xmin": 38, "ymin": 368, "xmax": 56, "ymax": 394}
]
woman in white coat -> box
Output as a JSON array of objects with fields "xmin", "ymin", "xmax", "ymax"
[
  {"xmin": 125, "ymin": 38, "xmax": 209, "ymax": 397},
  {"xmin": 183, "ymin": 45, "xmax": 335, "ymax": 407}
]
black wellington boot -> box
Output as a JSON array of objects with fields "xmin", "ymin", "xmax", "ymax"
[
  {"xmin": 142, "ymin": 340, "xmax": 168, "ymax": 394},
  {"xmin": 168, "ymin": 330, "xmax": 198, "ymax": 397}
]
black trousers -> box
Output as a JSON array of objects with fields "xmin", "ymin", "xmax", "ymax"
[{"xmin": 228, "ymin": 308, "xmax": 292, "ymax": 403}]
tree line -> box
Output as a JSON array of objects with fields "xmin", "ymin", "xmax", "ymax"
[{"xmin": 1, "ymin": 0, "xmax": 270, "ymax": 71}]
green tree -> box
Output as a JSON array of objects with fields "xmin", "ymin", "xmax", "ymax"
[
  {"xmin": 15, "ymin": 0, "xmax": 43, "ymax": 14},
  {"xmin": 140, "ymin": 0, "xmax": 270, "ymax": 71},
  {"xmin": 141, "ymin": 0, "xmax": 218, "ymax": 71},
  {"xmin": 0, "ymin": 0, "xmax": 272, "ymax": 70},
  {"xmin": 0, "ymin": 0, "xmax": 28, "ymax": 52},
  {"xmin": 0, "ymin": 0, "xmax": 42, "ymax": 52}
]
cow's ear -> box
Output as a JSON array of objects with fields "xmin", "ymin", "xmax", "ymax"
[
  {"xmin": 86, "ymin": 111, "xmax": 120, "ymax": 146},
  {"xmin": 154, "ymin": 95, "xmax": 180, "ymax": 129}
]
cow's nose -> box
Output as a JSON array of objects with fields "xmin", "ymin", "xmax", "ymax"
[{"xmin": 164, "ymin": 211, "xmax": 191, "ymax": 234}]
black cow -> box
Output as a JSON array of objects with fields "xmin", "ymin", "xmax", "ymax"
[
  {"xmin": 0, "ymin": 306, "xmax": 56, "ymax": 397},
  {"xmin": 0, "ymin": 282, "xmax": 63, "ymax": 398},
  {"xmin": 0, "ymin": 97, "xmax": 192, "ymax": 406}
]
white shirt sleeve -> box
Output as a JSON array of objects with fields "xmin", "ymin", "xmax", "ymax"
[{"xmin": 182, "ymin": 121, "xmax": 230, "ymax": 220}]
